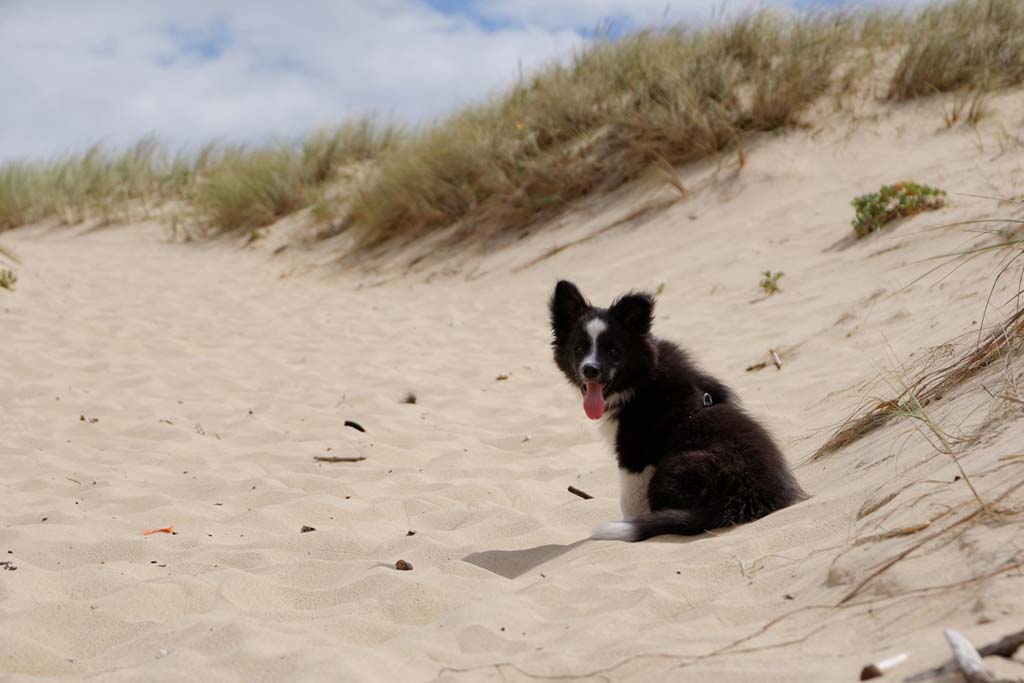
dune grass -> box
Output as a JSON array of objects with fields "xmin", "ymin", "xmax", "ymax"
[
  {"xmin": 350, "ymin": 0, "xmax": 1024, "ymax": 247},
  {"xmin": 814, "ymin": 200, "xmax": 1024, "ymax": 461},
  {"xmin": 0, "ymin": 120, "xmax": 397, "ymax": 235},
  {"xmin": 888, "ymin": 0, "xmax": 1024, "ymax": 100},
  {"xmin": 0, "ymin": 137, "xmax": 192, "ymax": 230},
  {"xmin": 349, "ymin": 12, "xmax": 853, "ymax": 244},
  {"xmin": 192, "ymin": 121, "xmax": 399, "ymax": 234},
  {"xmin": 813, "ymin": 306, "xmax": 1024, "ymax": 461},
  {"xmin": 2, "ymin": 0, "xmax": 1022, "ymax": 243}
]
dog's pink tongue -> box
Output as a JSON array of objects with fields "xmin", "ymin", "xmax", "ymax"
[{"xmin": 583, "ymin": 382, "xmax": 605, "ymax": 420}]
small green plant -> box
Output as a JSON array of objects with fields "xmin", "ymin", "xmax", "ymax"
[
  {"xmin": 0, "ymin": 269, "xmax": 16, "ymax": 291},
  {"xmin": 851, "ymin": 181, "xmax": 946, "ymax": 238},
  {"xmin": 759, "ymin": 270, "xmax": 784, "ymax": 295}
]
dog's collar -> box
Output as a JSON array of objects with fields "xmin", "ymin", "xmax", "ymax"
[{"xmin": 687, "ymin": 392, "xmax": 714, "ymax": 420}]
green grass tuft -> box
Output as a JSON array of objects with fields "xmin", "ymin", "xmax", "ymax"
[{"xmin": 759, "ymin": 270, "xmax": 785, "ymax": 295}]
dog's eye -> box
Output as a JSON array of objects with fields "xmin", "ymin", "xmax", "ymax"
[
  {"xmin": 574, "ymin": 342, "xmax": 588, "ymax": 356},
  {"xmin": 607, "ymin": 345, "xmax": 622, "ymax": 359}
]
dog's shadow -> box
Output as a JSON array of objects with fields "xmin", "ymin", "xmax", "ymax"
[{"xmin": 463, "ymin": 539, "xmax": 589, "ymax": 579}]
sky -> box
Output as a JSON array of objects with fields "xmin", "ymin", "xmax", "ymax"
[{"xmin": 0, "ymin": 0, "xmax": 913, "ymax": 163}]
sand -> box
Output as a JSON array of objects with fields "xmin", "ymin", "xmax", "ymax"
[{"xmin": 2, "ymin": 90, "xmax": 1024, "ymax": 682}]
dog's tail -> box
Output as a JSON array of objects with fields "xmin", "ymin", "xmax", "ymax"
[{"xmin": 591, "ymin": 509, "xmax": 716, "ymax": 542}]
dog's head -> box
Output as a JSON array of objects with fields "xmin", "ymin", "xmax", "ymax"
[{"xmin": 549, "ymin": 280, "xmax": 656, "ymax": 420}]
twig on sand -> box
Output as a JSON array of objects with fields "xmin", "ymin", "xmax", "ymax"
[
  {"xmin": 314, "ymin": 455, "xmax": 366, "ymax": 463},
  {"xmin": 976, "ymin": 629, "xmax": 1024, "ymax": 659},
  {"xmin": 568, "ymin": 486, "xmax": 594, "ymax": 500},
  {"xmin": 343, "ymin": 420, "xmax": 366, "ymax": 432},
  {"xmin": 770, "ymin": 349, "xmax": 783, "ymax": 370}
]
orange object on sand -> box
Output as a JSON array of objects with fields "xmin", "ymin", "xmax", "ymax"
[{"xmin": 143, "ymin": 526, "xmax": 174, "ymax": 535}]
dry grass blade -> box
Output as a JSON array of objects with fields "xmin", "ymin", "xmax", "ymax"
[
  {"xmin": 852, "ymin": 523, "xmax": 931, "ymax": 546},
  {"xmin": 813, "ymin": 307, "xmax": 1024, "ymax": 460},
  {"xmin": 838, "ymin": 477, "xmax": 1024, "ymax": 605}
]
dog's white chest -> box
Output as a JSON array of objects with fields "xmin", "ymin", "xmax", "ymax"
[
  {"xmin": 619, "ymin": 466, "xmax": 654, "ymax": 519},
  {"xmin": 597, "ymin": 414, "xmax": 619, "ymax": 448},
  {"xmin": 597, "ymin": 414, "xmax": 653, "ymax": 519}
]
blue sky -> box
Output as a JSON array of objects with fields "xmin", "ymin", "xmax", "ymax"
[{"xmin": 0, "ymin": 0, "xmax": 913, "ymax": 162}]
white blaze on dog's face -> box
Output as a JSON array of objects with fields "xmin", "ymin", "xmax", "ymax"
[
  {"xmin": 581, "ymin": 317, "xmax": 607, "ymax": 372},
  {"xmin": 577, "ymin": 316, "xmax": 613, "ymax": 419}
]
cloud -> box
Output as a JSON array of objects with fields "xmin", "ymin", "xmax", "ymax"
[
  {"xmin": 0, "ymin": 0, "xmax": 583, "ymax": 161},
  {"xmin": 0, "ymin": 0, "xmax": 919, "ymax": 162}
]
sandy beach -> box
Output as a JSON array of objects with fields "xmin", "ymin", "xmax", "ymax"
[{"xmin": 2, "ymin": 89, "xmax": 1024, "ymax": 681}]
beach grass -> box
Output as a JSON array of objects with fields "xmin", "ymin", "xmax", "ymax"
[
  {"xmin": 888, "ymin": 0, "xmax": 1024, "ymax": 100},
  {"xmin": 1, "ymin": 0, "xmax": 1022, "ymax": 243},
  {"xmin": 348, "ymin": 11, "xmax": 852, "ymax": 245},
  {"xmin": 0, "ymin": 121, "xmax": 397, "ymax": 235}
]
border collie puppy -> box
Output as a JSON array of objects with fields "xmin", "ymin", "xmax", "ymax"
[{"xmin": 549, "ymin": 280, "xmax": 805, "ymax": 542}]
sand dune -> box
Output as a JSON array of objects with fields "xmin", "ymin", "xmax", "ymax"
[{"xmin": 2, "ymin": 91, "xmax": 1024, "ymax": 682}]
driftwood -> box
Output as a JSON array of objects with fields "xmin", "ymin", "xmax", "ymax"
[
  {"xmin": 314, "ymin": 456, "xmax": 366, "ymax": 463},
  {"xmin": 945, "ymin": 629, "xmax": 997, "ymax": 683},
  {"xmin": 905, "ymin": 628, "xmax": 1024, "ymax": 682}
]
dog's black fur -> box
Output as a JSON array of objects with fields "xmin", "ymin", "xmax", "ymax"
[{"xmin": 550, "ymin": 280, "xmax": 805, "ymax": 541}]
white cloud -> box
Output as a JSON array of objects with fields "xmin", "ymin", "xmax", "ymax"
[
  {"xmin": 0, "ymin": 0, "xmax": 583, "ymax": 161},
  {"xmin": 0, "ymin": 0, "xmax": 922, "ymax": 162}
]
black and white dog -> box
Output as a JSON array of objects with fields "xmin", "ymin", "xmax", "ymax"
[{"xmin": 549, "ymin": 280, "xmax": 805, "ymax": 542}]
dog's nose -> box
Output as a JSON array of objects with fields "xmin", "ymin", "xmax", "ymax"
[{"xmin": 582, "ymin": 363, "xmax": 600, "ymax": 380}]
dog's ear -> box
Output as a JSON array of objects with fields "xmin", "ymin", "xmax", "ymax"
[
  {"xmin": 550, "ymin": 280, "xmax": 588, "ymax": 342},
  {"xmin": 609, "ymin": 292, "xmax": 654, "ymax": 337}
]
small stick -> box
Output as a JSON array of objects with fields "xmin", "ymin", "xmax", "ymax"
[
  {"xmin": 314, "ymin": 456, "xmax": 366, "ymax": 463},
  {"xmin": 343, "ymin": 420, "xmax": 366, "ymax": 433},
  {"xmin": 770, "ymin": 349, "xmax": 783, "ymax": 370},
  {"xmin": 143, "ymin": 526, "xmax": 175, "ymax": 536},
  {"xmin": 860, "ymin": 652, "xmax": 908, "ymax": 680},
  {"xmin": 568, "ymin": 486, "xmax": 593, "ymax": 500},
  {"xmin": 944, "ymin": 629, "xmax": 995, "ymax": 683},
  {"xmin": 977, "ymin": 628, "xmax": 1024, "ymax": 659}
]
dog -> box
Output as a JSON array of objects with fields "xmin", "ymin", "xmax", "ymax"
[{"xmin": 549, "ymin": 280, "xmax": 805, "ymax": 542}]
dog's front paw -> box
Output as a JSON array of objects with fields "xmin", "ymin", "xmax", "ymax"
[{"xmin": 591, "ymin": 521, "xmax": 640, "ymax": 542}]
